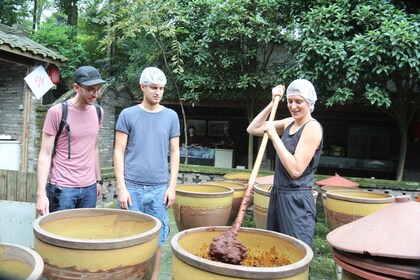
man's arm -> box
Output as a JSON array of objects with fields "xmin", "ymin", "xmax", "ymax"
[
  {"xmin": 114, "ymin": 130, "xmax": 130, "ymax": 209},
  {"xmin": 94, "ymin": 137, "xmax": 103, "ymax": 199},
  {"xmin": 36, "ymin": 132, "xmax": 55, "ymax": 215},
  {"xmin": 165, "ymin": 136, "xmax": 180, "ymax": 208}
]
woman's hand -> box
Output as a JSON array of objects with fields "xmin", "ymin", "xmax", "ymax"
[
  {"xmin": 263, "ymin": 121, "xmax": 278, "ymax": 139},
  {"xmin": 272, "ymin": 85, "xmax": 285, "ymax": 100}
]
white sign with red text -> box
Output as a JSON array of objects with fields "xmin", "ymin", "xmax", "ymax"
[{"xmin": 24, "ymin": 65, "xmax": 54, "ymax": 99}]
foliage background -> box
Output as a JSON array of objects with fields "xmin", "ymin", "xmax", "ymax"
[{"xmin": 1, "ymin": 0, "xmax": 418, "ymax": 177}]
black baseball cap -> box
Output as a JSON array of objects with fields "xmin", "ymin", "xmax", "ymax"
[{"xmin": 74, "ymin": 66, "xmax": 107, "ymax": 86}]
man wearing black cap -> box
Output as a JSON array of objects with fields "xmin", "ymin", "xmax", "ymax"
[{"xmin": 36, "ymin": 66, "xmax": 106, "ymax": 216}]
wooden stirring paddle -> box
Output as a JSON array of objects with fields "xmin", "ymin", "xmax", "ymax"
[{"xmin": 209, "ymin": 92, "xmax": 281, "ymax": 264}]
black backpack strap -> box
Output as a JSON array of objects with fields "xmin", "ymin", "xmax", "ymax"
[
  {"xmin": 52, "ymin": 101, "xmax": 70, "ymax": 159},
  {"xmin": 94, "ymin": 103, "xmax": 102, "ymax": 124},
  {"xmin": 52, "ymin": 102, "xmax": 100, "ymax": 160}
]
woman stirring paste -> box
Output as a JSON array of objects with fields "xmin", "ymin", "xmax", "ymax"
[{"xmin": 247, "ymin": 79, "xmax": 323, "ymax": 247}]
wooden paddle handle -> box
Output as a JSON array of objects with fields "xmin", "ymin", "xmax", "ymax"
[{"xmin": 232, "ymin": 94, "xmax": 281, "ymax": 231}]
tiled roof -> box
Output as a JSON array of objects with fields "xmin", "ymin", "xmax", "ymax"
[{"xmin": 0, "ymin": 24, "xmax": 68, "ymax": 64}]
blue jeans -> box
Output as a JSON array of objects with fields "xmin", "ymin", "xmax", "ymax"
[
  {"xmin": 118, "ymin": 182, "xmax": 170, "ymax": 246},
  {"xmin": 47, "ymin": 183, "xmax": 97, "ymax": 213}
]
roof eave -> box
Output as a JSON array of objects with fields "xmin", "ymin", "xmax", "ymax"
[{"xmin": 0, "ymin": 45, "xmax": 67, "ymax": 66}]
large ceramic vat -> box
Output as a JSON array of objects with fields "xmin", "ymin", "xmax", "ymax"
[
  {"xmin": 320, "ymin": 185, "xmax": 359, "ymax": 219},
  {"xmin": 223, "ymin": 172, "xmax": 252, "ymax": 182},
  {"xmin": 253, "ymin": 184, "xmax": 318, "ymax": 229},
  {"xmin": 320, "ymin": 185, "xmax": 359, "ymax": 196},
  {"xmin": 200, "ymin": 180, "xmax": 247, "ymax": 225},
  {"xmin": 173, "ymin": 184, "xmax": 234, "ymax": 231},
  {"xmin": 323, "ymin": 190, "xmax": 395, "ymax": 230},
  {"xmin": 171, "ymin": 226, "xmax": 313, "ymax": 279},
  {"xmin": 0, "ymin": 242, "xmax": 44, "ymax": 280},
  {"xmin": 33, "ymin": 208, "xmax": 161, "ymax": 279},
  {"xmin": 253, "ymin": 184, "xmax": 271, "ymax": 229},
  {"xmin": 327, "ymin": 195, "xmax": 420, "ymax": 279}
]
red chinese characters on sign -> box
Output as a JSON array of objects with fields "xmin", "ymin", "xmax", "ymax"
[
  {"xmin": 24, "ymin": 65, "xmax": 54, "ymax": 99},
  {"xmin": 34, "ymin": 75, "xmax": 45, "ymax": 89}
]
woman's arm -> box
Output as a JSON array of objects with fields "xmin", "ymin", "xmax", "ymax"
[{"xmin": 247, "ymin": 85, "xmax": 288, "ymax": 136}]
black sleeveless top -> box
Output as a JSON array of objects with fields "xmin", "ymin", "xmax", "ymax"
[{"xmin": 273, "ymin": 120, "xmax": 323, "ymax": 190}]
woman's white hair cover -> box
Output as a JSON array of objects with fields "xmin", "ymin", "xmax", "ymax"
[
  {"xmin": 139, "ymin": 67, "xmax": 167, "ymax": 86},
  {"xmin": 286, "ymin": 79, "xmax": 317, "ymax": 112}
]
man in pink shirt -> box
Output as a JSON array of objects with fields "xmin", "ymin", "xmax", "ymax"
[{"xmin": 36, "ymin": 66, "xmax": 106, "ymax": 215}]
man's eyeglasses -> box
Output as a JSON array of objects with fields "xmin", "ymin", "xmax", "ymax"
[{"xmin": 78, "ymin": 84, "xmax": 101, "ymax": 94}]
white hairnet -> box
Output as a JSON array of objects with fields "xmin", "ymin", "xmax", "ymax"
[
  {"xmin": 286, "ymin": 79, "xmax": 317, "ymax": 112},
  {"xmin": 139, "ymin": 67, "xmax": 167, "ymax": 86}
]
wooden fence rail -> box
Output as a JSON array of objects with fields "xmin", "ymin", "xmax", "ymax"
[{"xmin": 0, "ymin": 169, "xmax": 37, "ymax": 203}]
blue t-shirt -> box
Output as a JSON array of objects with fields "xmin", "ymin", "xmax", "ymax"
[{"xmin": 116, "ymin": 105, "xmax": 180, "ymax": 184}]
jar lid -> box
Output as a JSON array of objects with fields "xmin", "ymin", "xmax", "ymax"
[
  {"xmin": 315, "ymin": 173, "xmax": 359, "ymax": 187},
  {"xmin": 327, "ymin": 195, "xmax": 420, "ymax": 259},
  {"xmin": 255, "ymin": 175, "xmax": 274, "ymax": 185}
]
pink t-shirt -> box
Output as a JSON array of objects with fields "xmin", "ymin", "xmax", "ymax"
[{"xmin": 43, "ymin": 101, "xmax": 103, "ymax": 187}]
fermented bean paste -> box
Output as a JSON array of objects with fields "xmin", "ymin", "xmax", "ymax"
[{"xmin": 200, "ymin": 242, "xmax": 291, "ymax": 267}]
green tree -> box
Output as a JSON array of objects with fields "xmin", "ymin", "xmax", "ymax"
[
  {"xmin": 56, "ymin": 0, "xmax": 79, "ymax": 26},
  {"xmin": 177, "ymin": 0, "xmax": 313, "ymax": 102},
  {"xmin": 101, "ymin": 0, "xmax": 314, "ymax": 167},
  {"xmin": 100, "ymin": 0, "xmax": 192, "ymax": 161},
  {"xmin": 175, "ymin": 0, "xmax": 291, "ymax": 167},
  {"xmin": 286, "ymin": 0, "xmax": 420, "ymax": 180},
  {"xmin": 77, "ymin": 0, "xmax": 108, "ymax": 66},
  {"xmin": 0, "ymin": 0, "xmax": 31, "ymax": 26},
  {"xmin": 175, "ymin": 0, "xmax": 316, "ymax": 167},
  {"xmin": 33, "ymin": 0, "xmax": 54, "ymax": 30},
  {"xmin": 32, "ymin": 15, "xmax": 89, "ymax": 82}
]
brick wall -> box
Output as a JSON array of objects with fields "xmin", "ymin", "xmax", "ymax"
[
  {"xmin": 0, "ymin": 61, "xmax": 26, "ymax": 138},
  {"xmin": 98, "ymin": 84, "xmax": 134, "ymax": 167},
  {"xmin": 27, "ymin": 88, "xmax": 42, "ymax": 172},
  {"xmin": 0, "ymin": 62, "xmax": 45, "ymax": 172}
]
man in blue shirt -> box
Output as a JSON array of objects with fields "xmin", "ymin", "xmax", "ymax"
[{"xmin": 114, "ymin": 67, "xmax": 180, "ymax": 280}]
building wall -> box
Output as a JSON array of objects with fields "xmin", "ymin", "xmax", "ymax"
[
  {"xmin": 97, "ymin": 85, "xmax": 134, "ymax": 167},
  {"xmin": 28, "ymin": 84, "xmax": 42, "ymax": 172},
  {"xmin": 0, "ymin": 61, "xmax": 26, "ymax": 138},
  {"xmin": 404, "ymin": 132, "xmax": 420, "ymax": 181}
]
